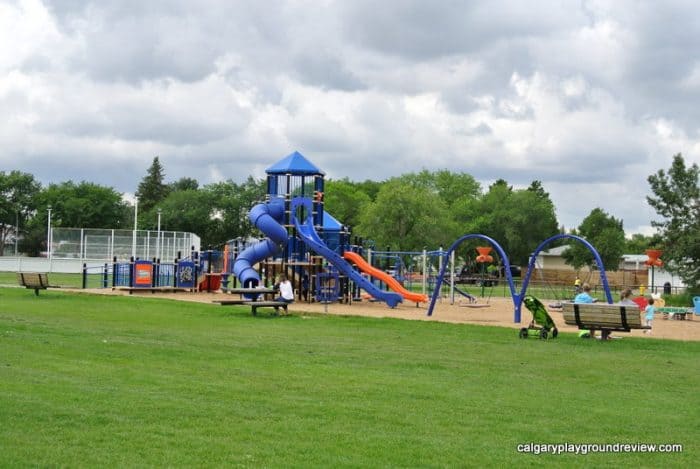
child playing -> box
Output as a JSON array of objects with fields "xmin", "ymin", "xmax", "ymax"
[
  {"xmin": 644, "ymin": 298, "xmax": 655, "ymax": 334},
  {"xmin": 275, "ymin": 274, "xmax": 295, "ymax": 303}
]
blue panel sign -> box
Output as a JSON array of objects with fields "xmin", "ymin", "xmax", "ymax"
[
  {"xmin": 133, "ymin": 260, "xmax": 153, "ymax": 288},
  {"xmin": 176, "ymin": 261, "xmax": 196, "ymax": 289}
]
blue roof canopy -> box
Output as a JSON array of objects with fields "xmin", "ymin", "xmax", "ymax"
[
  {"xmin": 323, "ymin": 211, "xmax": 343, "ymax": 231},
  {"xmin": 266, "ymin": 151, "xmax": 325, "ymax": 176}
]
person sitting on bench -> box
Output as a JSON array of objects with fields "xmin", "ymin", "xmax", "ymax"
[
  {"xmin": 275, "ymin": 274, "xmax": 295, "ymax": 304},
  {"xmin": 574, "ymin": 283, "xmax": 595, "ymax": 304},
  {"xmin": 619, "ymin": 287, "xmax": 636, "ymax": 306},
  {"xmin": 574, "ymin": 283, "xmax": 602, "ymax": 339}
]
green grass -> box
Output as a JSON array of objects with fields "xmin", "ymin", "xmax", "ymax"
[{"xmin": 1, "ymin": 288, "xmax": 698, "ymax": 467}]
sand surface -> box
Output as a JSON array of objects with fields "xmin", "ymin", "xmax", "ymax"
[{"xmin": 72, "ymin": 288, "xmax": 700, "ymax": 342}]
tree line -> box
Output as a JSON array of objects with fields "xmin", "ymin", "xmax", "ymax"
[{"xmin": 1, "ymin": 155, "xmax": 698, "ymax": 290}]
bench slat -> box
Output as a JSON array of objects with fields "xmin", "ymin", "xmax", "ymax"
[
  {"xmin": 561, "ymin": 302, "xmax": 646, "ymax": 332},
  {"xmin": 563, "ymin": 313, "xmax": 644, "ymax": 325}
]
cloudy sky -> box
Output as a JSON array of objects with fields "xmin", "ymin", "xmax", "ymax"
[{"xmin": 2, "ymin": 0, "xmax": 699, "ymax": 235}]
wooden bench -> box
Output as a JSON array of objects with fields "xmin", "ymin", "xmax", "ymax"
[
  {"xmin": 17, "ymin": 272, "xmax": 57, "ymax": 296},
  {"xmin": 562, "ymin": 302, "xmax": 650, "ymax": 337},
  {"xmin": 245, "ymin": 301, "xmax": 290, "ymax": 316}
]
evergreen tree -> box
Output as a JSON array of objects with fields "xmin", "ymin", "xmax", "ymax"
[{"xmin": 136, "ymin": 157, "xmax": 169, "ymax": 213}]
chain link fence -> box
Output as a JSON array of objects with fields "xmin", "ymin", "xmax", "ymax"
[{"xmin": 50, "ymin": 228, "xmax": 200, "ymax": 261}]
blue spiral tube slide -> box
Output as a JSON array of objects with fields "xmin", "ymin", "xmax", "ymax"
[{"xmin": 233, "ymin": 200, "xmax": 287, "ymax": 288}]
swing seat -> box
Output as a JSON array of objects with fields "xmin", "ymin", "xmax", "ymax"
[{"xmin": 460, "ymin": 302, "xmax": 491, "ymax": 308}]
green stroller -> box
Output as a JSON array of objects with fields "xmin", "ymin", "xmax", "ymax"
[{"xmin": 519, "ymin": 295, "xmax": 558, "ymax": 339}]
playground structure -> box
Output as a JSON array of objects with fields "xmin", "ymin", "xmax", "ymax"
[
  {"xmin": 80, "ymin": 151, "xmax": 624, "ymax": 323},
  {"xmin": 217, "ymin": 151, "xmax": 451, "ymax": 308},
  {"xmin": 215, "ymin": 152, "xmax": 620, "ymax": 321},
  {"xmin": 67, "ymin": 148, "xmax": 684, "ymax": 323},
  {"xmin": 224, "ymin": 152, "xmax": 360, "ymax": 304}
]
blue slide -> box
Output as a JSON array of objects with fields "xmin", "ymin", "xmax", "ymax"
[
  {"xmin": 291, "ymin": 197, "xmax": 402, "ymax": 308},
  {"xmin": 233, "ymin": 199, "xmax": 288, "ymax": 288}
]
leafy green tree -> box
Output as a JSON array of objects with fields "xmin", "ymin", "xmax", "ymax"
[
  {"xmin": 646, "ymin": 153, "xmax": 700, "ymax": 290},
  {"xmin": 455, "ymin": 180, "xmax": 559, "ymax": 266},
  {"xmin": 19, "ymin": 181, "xmax": 129, "ymax": 255},
  {"xmin": 169, "ymin": 177, "xmax": 199, "ymax": 192},
  {"xmin": 563, "ymin": 208, "xmax": 626, "ymax": 271},
  {"xmin": 472, "ymin": 179, "xmax": 512, "ymax": 240},
  {"xmin": 201, "ymin": 177, "xmax": 266, "ymax": 246},
  {"xmin": 136, "ymin": 156, "xmax": 170, "ymax": 213},
  {"xmin": 324, "ymin": 179, "xmax": 371, "ymax": 229},
  {"xmin": 148, "ymin": 176, "xmax": 266, "ymax": 250},
  {"xmin": 504, "ymin": 182, "xmax": 559, "ymax": 265},
  {"xmin": 140, "ymin": 177, "xmax": 200, "ymax": 233},
  {"xmin": 354, "ymin": 180, "xmax": 383, "ymax": 201},
  {"xmin": 41, "ymin": 182, "xmax": 130, "ymax": 229},
  {"xmin": 356, "ymin": 179, "xmax": 454, "ymax": 251},
  {"xmin": 625, "ymin": 233, "xmax": 662, "ymax": 254},
  {"xmin": 0, "ymin": 171, "xmax": 41, "ymax": 255},
  {"xmin": 155, "ymin": 190, "xmax": 220, "ymax": 250},
  {"xmin": 400, "ymin": 169, "xmax": 481, "ymax": 209}
]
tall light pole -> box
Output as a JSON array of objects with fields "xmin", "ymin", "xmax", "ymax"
[
  {"xmin": 132, "ymin": 199, "xmax": 138, "ymax": 259},
  {"xmin": 15, "ymin": 211, "xmax": 19, "ymax": 256},
  {"xmin": 47, "ymin": 205, "xmax": 52, "ymax": 260},
  {"xmin": 156, "ymin": 208, "xmax": 162, "ymax": 261}
]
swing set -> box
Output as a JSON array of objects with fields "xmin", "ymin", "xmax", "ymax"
[{"xmin": 452, "ymin": 246, "xmax": 498, "ymax": 308}]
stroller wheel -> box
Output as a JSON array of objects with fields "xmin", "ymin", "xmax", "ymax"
[
  {"xmin": 552, "ymin": 327, "xmax": 558, "ymax": 338},
  {"xmin": 519, "ymin": 327, "xmax": 528, "ymax": 339},
  {"xmin": 539, "ymin": 329, "xmax": 548, "ymax": 340}
]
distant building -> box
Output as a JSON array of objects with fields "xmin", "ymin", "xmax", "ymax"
[{"xmin": 533, "ymin": 246, "xmax": 687, "ymax": 292}]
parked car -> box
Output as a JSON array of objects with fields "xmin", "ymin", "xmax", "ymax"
[{"xmin": 455, "ymin": 265, "xmax": 499, "ymax": 286}]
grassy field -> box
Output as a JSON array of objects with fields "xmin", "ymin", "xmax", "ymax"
[{"xmin": 0, "ymin": 288, "xmax": 698, "ymax": 467}]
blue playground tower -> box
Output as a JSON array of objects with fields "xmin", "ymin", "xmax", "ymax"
[
  {"xmin": 266, "ymin": 150, "xmax": 327, "ymax": 261},
  {"xmin": 230, "ymin": 151, "xmax": 401, "ymax": 307},
  {"xmin": 231, "ymin": 151, "xmax": 332, "ymax": 297}
]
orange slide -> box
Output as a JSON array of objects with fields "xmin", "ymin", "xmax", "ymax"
[{"xmin": 342, "ymin": 251, "xmax": 429, "ymax": 304}]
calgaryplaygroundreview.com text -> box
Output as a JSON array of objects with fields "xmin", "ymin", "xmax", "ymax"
[{"xmin": 517, "ymin": 442, "xmax": 683, "ymax": 455}]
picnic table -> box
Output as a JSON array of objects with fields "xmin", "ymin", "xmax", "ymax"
[
  {"xmin": 221, "ymin": 287, "xmax": 277, "ymax": 300},
  {"xmin": 658, "ymin": 306, "xmax": 693, "ymax": 320},
  {"xmin": 213, "ymin": 288, "xmax": 286, "ymax": 315}
]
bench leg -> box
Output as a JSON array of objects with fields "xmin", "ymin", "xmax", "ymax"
[{"xmin": 34, "ymin": 288, "xmax": 40, "ymax": 296}]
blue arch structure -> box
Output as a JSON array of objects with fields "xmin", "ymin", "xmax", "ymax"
[
  {"xmin": 426, "ymin": 233, "xmax": 614, "ymax": 322},
  {"xmin": 518, "ymin": 234, "xmax": 614, "ymax": 317},
  {"xmin": 427, "ymin": 234, "xmax": 517, "ymax": 317}
]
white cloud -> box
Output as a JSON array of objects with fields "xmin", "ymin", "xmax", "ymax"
[{"xmin": 1, "ymin": 0, "xmax": 699, "ymax": 236}]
